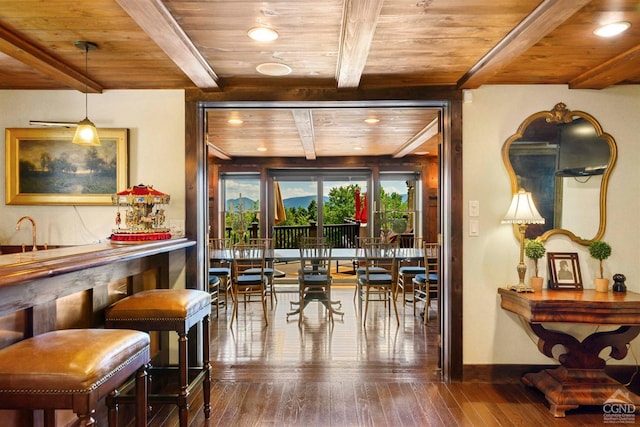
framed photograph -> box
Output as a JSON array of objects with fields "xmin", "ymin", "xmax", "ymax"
[
  {"xmin": 5, "ymin": 128, "xmax": 128, "ymax": 205},
  {"xmin": 547, "ymin": 252, "xmax": 583, "ymax": 289}
]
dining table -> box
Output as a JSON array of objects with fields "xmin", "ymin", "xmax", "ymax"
[
  {"xmin": 209, "ymin": 247, "xmax": 425, "ymax": 263},
  {"xmin": 210, "ymin": 246, "xmax": 426, "ymax": 321}
]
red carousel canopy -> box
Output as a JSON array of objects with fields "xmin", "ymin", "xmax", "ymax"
[{"xmin": 112, "ymin": 184, "xmax": 170, "ymax": 206}]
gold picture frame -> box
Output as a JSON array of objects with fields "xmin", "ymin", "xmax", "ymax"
[{"xmin": 5, "ymin": 128, "xmax": 128, "ymax": 205}]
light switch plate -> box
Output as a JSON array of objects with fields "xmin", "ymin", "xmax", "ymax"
[
  {"xmin": 469, "ymin": 219, "xmax": 479, "ymax": 236},
  {"xmin": 469, "ymin": 200, "xmax": 480, "ymax": 217}
]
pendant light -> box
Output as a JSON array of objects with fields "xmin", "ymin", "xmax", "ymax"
[{"xmin": 72, "ymin": 41, "xmax": 100, "ymax": 146}]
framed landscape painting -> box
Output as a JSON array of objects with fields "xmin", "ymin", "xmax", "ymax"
[{"xmin": 5, "ymin": 128, "xmax": 128, "ymax": 205}]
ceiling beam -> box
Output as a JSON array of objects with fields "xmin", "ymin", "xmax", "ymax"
[
  {"xmin": 116, "ymin": 0, "xmax": 220, "ymax": 90},
  {"xmin": 336, "ymin": 0, "xmax": 384, "ymax": 89},
  {"xmin": 292, "ymin": 109, "xmax": 316, "ymax": 160},
  {"xmin": 570, "ymin": 44, "xmax": 640, "ymax": 89},
  {"xmin": 206, "ymin": 142, "xmax": 231, "ymax": 160},
  {"xmin": 458, "ymin": 0, "xmax": 590, "ymax": 89},
  {"xmin": 393, "ymin": 117, "xmax": 439, "ymax": 158},
  {"xmin": 0, "ymin": 24, "xmax": 103, "ymax": 93}
]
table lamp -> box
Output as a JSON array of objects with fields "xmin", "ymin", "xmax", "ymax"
[{"xmin": 502, "ymin": 189, "xmax": 545, "ymax": 292}]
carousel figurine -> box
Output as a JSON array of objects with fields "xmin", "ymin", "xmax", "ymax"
[{"xmin": 110, "ymin": 184, "xmax": 171, "ymax": 241}]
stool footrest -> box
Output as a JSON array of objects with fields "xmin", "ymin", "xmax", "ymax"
[{"xmin": 109, "ymin": 366, "xmax": 208, "ymax": 404}]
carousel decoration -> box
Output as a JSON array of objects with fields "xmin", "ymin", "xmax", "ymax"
[{"xmin": 110, "ymin": 184, "xmax": 171, "ymax": 241}]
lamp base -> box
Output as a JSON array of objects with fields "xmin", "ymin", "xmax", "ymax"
[{"xmin": 508, "ymin": 284, "xmax": 534, "ymax": 293}]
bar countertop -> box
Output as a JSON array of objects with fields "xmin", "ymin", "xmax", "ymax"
[{"xmin": 0, "ymin": 238, "xmax": 195, "ymax": 288}]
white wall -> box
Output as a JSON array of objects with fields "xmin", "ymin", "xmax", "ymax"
[
  {"xmin": 4, "ymin": 86, "xmax": 639, "ymax": 367},
  {"xmin": 463, "ymin": 85, "xmax": 640, "ymax": 365},
  {"xmin": 0, "ymin": 90, "xmax": 185, "ymax": 246}
]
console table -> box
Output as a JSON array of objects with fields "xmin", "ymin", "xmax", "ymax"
[{"xmin": 498, "ymin": 288, "xmax": 640, "ymax": 417}]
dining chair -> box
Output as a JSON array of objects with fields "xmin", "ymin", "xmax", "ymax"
[
  {"xmin": 353, "ymin": 236, "xmax": 387, "ymax": 303},
  {"xmin": 357, "ymin": 241, "xmax": 399, "ymax": 326},
  {"xmin": 209, "ymin": 237, "xmax": 232, "ymax": 310},
  {"xmin": 396, "ymin": 236, "xmax": 425, "ymax": 307},
  {"xmin": 289, "ymin": 240, "xmax": 343, "ymax": 326},
  {"xmin": 413, "ymin": 242, "xmax": 440, "ymax": 324},
  {"xmin": 230, "ymin": 243, "xmax": 269, "ymax": 327},
  {"xmin": 247, "ymin": 238, "xmax": 278, "ymax": 307}
]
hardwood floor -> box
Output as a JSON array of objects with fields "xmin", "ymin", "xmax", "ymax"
[{"xmin": 158, "ymin": 288, "xmax": 622, "ymax": 426}]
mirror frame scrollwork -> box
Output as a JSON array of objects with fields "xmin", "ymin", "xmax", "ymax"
[{"xmin": 502, "ymin": 103, "xmax": 617, "ymax": 245}]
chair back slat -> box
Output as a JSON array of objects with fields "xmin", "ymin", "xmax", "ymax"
[
  {"xmin": 361, "ymin": 241, "xmax": 397, "ymax": 282},
  {"xmin": 233, "ymin": 243, "xmax": 266, "ymax": 277},
  {"xmin": 299, "ymin": 242, "xmax": 332, "ymax": 277}
]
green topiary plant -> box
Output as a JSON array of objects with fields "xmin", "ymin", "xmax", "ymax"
[
  {"xmin": 588, "ymin": 240, "xmax": 612, "ymax": 279},
  {"xmin": 524, "ymin": 239, "xmax": 546, "ymax": 277}
]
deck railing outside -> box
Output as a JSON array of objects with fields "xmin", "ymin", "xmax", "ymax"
[{"xmin": 225, "ymin": 221, "xmax": 361, "ymax": 249}]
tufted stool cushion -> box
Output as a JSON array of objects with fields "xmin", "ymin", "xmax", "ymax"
[
  {"xmin": 0, "ymin": 329, "xmax": 150, "ymax": 426},
  {"xmin": 105, "ymin": 288, "xmax": 211, "ymax": 427}
]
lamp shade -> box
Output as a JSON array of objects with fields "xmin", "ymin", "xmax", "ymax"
[
  {"xmin": 72, "ymin": 117, "xmax": 101, "ymax": 146},
  {"xmin": 501, "ymin": 189, "xmax": 545, "ymax": 225}
]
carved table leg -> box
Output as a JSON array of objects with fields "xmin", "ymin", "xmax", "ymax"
[{"xmin": 522, "ymin": 324, "xmax": 640, "ymax": 417}]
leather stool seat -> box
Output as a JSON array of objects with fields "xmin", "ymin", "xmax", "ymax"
[
  {"xmin": 105, "ymin": 289, "xmax": 211, "ymax": 427},
  {"xmin": 0, "ymin": 329, "xmax": 150, "ymax": 427}
]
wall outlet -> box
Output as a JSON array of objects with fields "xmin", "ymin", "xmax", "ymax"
[{"xmin": 169, "ymin": 220, "xmax": 185, "ymax": 237}]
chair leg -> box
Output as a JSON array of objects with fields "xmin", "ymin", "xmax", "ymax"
[
  {"xmin": 390, "ymin": 288, "xmax": 400, "ymax": 326},
  {"xmin": 202, "ymin": 315, "xmax": 211, "ymax": 419},
  {"xmin": 363, "ymin": 287, "xmax": 370, "ymax": 326},
  {"xmin": 261, "ymin": 288, "xmax": 269, "ymax": 326},
  {"xmin": 326, "ymin": 285, "xmax": 333, "ymax": 324},
  {"xmin": 230, "ymin": 287, "xmax": 238, "ymax": 328},
  {"xmin": 298, "ymin": 285, "xmax": 304, "ymax": 327},
  {"xmin": 424, "ymin": 289, "xmax": 430, "ymax": 325}
]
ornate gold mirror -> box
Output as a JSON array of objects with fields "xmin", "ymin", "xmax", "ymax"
[{"xmin": 502, "ymin": 103, "xmax": 617, "ymax": 245}]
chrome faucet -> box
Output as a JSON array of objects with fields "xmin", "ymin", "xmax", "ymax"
[{"xmin": 16, "ymin": 216, "xmax": 37, "ymax": 252}]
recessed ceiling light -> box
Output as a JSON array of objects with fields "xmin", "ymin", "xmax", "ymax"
[
  {"xmin": 247, "ymin": 27, "xmax": 279, "ymax": 42},
  {"xmin": 364, "ymin": 117, "xmax": 380, "ymax": 124},
  {"xmin": 594, "ymin": 21, "xmax": 631, "ymax": 37},
  {"xmin": 256, "ymin": 62, "xmax": 292, "ymax": 76}
]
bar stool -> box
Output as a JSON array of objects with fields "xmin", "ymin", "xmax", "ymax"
[
  {"xmin": 105, "ymin": 288, "xmax": 211, "ymax": 427},
  {"xmin": 0, "ymin": 328, "xmax": 150, "ymax": 427}
]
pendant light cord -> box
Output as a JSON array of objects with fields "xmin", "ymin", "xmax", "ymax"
[{"xmin": 83, "ymin": 44, "xmax": 88, "ymax": 118}]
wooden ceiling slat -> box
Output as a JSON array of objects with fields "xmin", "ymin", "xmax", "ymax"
[
  {"xmin": 457, "ymin": 0, "xmax": 591, "ymax": 89},
  {"xmin": 0, "ymin": 23, "xmax": 103, "ymax": 93},
  {"xmin": 570, "ymin": 44, "xmax": 640, "ymax": 89}
]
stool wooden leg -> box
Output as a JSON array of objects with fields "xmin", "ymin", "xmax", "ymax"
[
  {"xmin": 178, "ymin": 332, "xmax": 189, "ymax": 427},
  {"xmin": 135, "ymin": 364, "xmax": 148, "ymax": 427},
  {"xmin": 44, "ymin": 410, "xmax": 56, "ymax": 427},
  {"xmin": 108, "ymin": 391, "xmax": 119, "ymax": 427},
  {"xmin": 203, "ymin": 314, "xmax": 212, "ymax": 419}
]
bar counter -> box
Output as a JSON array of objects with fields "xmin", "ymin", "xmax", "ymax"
[{"xmin": 0, "ymin": 238, "xmax": 195, "ymax": 337}]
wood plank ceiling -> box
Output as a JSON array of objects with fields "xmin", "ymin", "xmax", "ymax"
[{"xmin": 0, "ymin": 0, "xmax": 638, "ymax": 159}]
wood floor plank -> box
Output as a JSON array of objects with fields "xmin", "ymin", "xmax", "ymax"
[
  {"xmin": 447, "ymin": 382, "xmax": 503, "ymax": 427},
  {"xmin": 151, "ymin": 289, "xmax": 617, "ymax": 426}
]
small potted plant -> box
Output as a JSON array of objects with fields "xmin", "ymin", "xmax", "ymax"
[
  {"xmin": 588, "ymin": 240, "xmax": 612, "ymax": 292},
  {"xmin": 524, "ymin": 239, "xmax": 546, "ymax": 292}
]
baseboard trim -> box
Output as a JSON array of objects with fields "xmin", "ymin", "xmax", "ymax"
[{"xmin": 463, "ymin": 364, "xmax": 640, "ymax": 390}]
